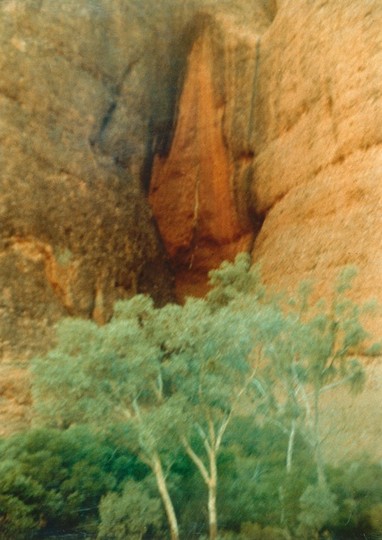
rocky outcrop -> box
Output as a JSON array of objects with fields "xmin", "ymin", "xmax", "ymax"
[
  {"xmin": 251, "ymin": 0, "xmax": 382, "ymax": 323},
  {"xmin": 148, "ymin": 0, "xmax": 382, "ymax": 459},
  {"xmin": 0, "ymin": 0, "xmax": 189, "ymax": 360},
  {"xmin": 150, "ymin": 2, "xmax": 275, "ymax": 297},
  {"xmin": 0, "ymin": 0, "xmax": 381, "ymax": 449},
  {"xmin": 150, "ymin": 1, "xmax": 382, "ymax": 322},
  {"xmin": 0, "ymin": 0, "xmax": 187, "ymax": 433}
]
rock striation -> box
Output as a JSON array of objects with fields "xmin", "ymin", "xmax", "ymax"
[{"xmin": 150, "ymin": 0, "xmax": 382, "ymax": 320}]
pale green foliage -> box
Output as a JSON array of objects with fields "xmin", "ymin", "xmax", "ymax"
[
  {"xmin": 250, "ymin": 265, "xmax": 379, "ymax": 485},
  {"xmin": 31, "ymin": 254, "xmax": 380, "ymax": 539},
  {"xmin": 240, "ymin": 522, "xmax": 291, "ymax": 540},
  {"xmin": 207, "ymin": 252, "xmax": 265, "ymax": 308},
  {"xmin": 297, "ymin": 484, "xmax": 338, "ymax": 538},
  {"xmin": 32, "ymin": 296, "xmax": 180, "ymax": 451},
  {"xmin": 97, "ymin": 479, "xmax": 162, "ymax": 540}
]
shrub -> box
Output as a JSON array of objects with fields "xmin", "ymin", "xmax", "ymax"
[
  {"xmin": 0, "ymin": 427, "xmax": 147, "ymax": 537},
  {"xmin": 97, "ymin": 479, "xmax": 163, "ymax": 539},
  {"xmin": 297, "ymin": 484, "xmax": 338, "ymax": 539}
]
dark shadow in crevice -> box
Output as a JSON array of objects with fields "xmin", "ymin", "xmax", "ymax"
[{"xmin": 250, "ymin": 209, "xmax": 266, "ymax": 243}]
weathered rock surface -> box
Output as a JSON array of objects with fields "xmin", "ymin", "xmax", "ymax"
[
  {"xmin": 0, "ymin": 0, "xmax": 188, "ymax": 433},
  {"xmin": 251, "ymin": 1, "xmax": 382, "ymax": 315},
  {"xmin": 148, "ymin": 0, "xmax": 382, "ymax": 457},
  {"xmin": 150, "ymin": 2, "xmax": 275, "ymax": 297},
  {"xmin": 0, "ymin": 0, "xmax": 381, "ymax": 450},
  {"xmin": 150, "ymin": 0, "xmax": 382, "ymax": 321}
]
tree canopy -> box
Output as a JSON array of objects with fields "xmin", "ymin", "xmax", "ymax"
[{"xmin": 29, "ymin": 254, "xmax": 381, "ymax": 540}]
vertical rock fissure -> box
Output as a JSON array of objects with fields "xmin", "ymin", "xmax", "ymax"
[
  {"xmin": 90, "ymin": 57, "xmax": 142, "ymax": 152},
  {"xmin": 246, "ymin": 36, "xmax": 261, "ymax": 148},
  {"xmin": 188, "ymin": 167, "xmax": 201, "ymax": 270},
  {"xmin": 148, "ymin": 7, "xmax": 275, "ymax": 298}
]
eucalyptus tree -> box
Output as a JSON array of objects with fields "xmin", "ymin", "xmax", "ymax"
[
  {"xmin": 254, "ymin": 268, "xmax": 380, "ymax": 487},
  {"xmin": 162, "ymin": 296, "xmax": 260, "ymax": 540},
  {"xmin": 32, "ymin": 295, "xmax": 182, "ymax": 540},
  {"xmin": 31, "ymin": 253, "xmax": 378, "ymax": 539},
  {"xmin": 31, "ymin": 254, "xmax": 273, "ymax": 540},
  {"xmin": 167, "ymin": 254, "xmax": 289, "ymax": 540}
]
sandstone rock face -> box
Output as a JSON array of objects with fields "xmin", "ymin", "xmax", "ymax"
[
  {"xmin": 251, "ymin": 1, "xmax": 382, "ymax": 317},
  {"xmin": 0, "ymin": 0, "xmax": 186, "ymax": 433},
  {"xmin": 1, "ymin": 0, "xmax": 381, "ymax": 451},
  {"xmin": 150, "ymin": 0, "xmax": 382, "ymax": 321},
  {"xmin": 148, "ymin": 0, "xmax": 382, "ymax": 458},
  {"xmin": 150, "ymin": 2, "xmax": 275, "ymax": 297}
]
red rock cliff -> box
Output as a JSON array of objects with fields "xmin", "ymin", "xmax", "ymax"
[
  {"xmin": 150, "ymin": 1, "xmax": 382, "ymax": 322},
  {"xmin": 148, "ymin": 0, "xmax": 382, "ymax": 459},
  {"xmin": 0, "ymin": 0, "xmax": 381, "ymax": 451}
]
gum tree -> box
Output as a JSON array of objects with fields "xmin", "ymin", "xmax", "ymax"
[
  {"xmin": 162, "ymin": 297, "xmax": 261, "ymax": 540},
  {"xmin": 32, "ymin": 255, "xmax": 273, "ymax": 540},
  {"xmin": 254, "ymin": 269, "xmax": 380, "ymax": 487},
  {"xmin": 31, "ymin": 254, "xmax": 379, "ymax": 539},
  {"xmin": 32, "ymin": 296, "xmax": 182, "ymax": 540}
]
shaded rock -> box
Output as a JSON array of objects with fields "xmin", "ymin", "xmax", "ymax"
[
  {"xmin": 0, "ymin": 0, "xmax": 186, "ymax": 431},
  {"xmin": 150, "ymin": 1, "xmax": 274, "ymax": 298}
]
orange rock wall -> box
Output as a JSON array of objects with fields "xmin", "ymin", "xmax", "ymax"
[
  {"xmin": 150, "ymin": 5, "xmax": 274, "ymax": 298},
  {"xmin": 150, "ymin": 29, "xmax": 253, "ymax": 298},
  {"xmin": 150, "ymin": 2, "xmax": 382, "ymax": 323},
  {"xmin": 252, "ymin": 1, "xmax": 382, "ymax": 321}
]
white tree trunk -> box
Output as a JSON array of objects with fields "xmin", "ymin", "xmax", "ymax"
[
  {"xmin": 152, "ymin": 452, "xmax": 179, "ymax": 540},
  {"xmin": 208, "ymin": 451, "xmax": 218, "ymax": 540}
]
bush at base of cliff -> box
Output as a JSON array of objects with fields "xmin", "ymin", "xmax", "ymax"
[
  {"xmin": 366, "ymin": 503, "xmax": 382, "ymax": 534},
  {"xmin": 296, "ymin": 484, "xmax": 338, "ymax": 539},
  {"xmin": 0, "ymin": 457, "xmax": 45, "ymax": 539},
  {"xmin": 97, "ymin": 479, "xmax": 163, "ymax": 540},
  {"xmin": 327, "ymin": 461, "xmax": 382, "ymax": 539},
  {"xmin": 0, "ymin": 427, "xmax": 148, "ymax": 538},
  {"xmin": 240, "ymin": 522, "xmax": 291, "ymax": 539},
  {"xmin": 0, "ymin": 494, "xmax": 37, "ymax": 540}
]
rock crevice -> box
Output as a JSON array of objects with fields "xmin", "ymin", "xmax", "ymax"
[
  {"xmin": 149, "ymin": 4, "xmax": 273, "ymax": 297},
  {"xmin": 0, "ymin": 0, "xmax": 381, "ymax": 443}
]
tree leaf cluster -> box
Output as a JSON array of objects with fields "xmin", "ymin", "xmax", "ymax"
[{"xmin": 23, "ymin": 254, "xmax": 382, "ymax": 539}]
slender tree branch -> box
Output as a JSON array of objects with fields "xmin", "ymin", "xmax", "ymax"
[
  {"xmin": 216, "ymin": 412, "xmax": 232, "ymax": 452},
  {"xmin": 319, "ymin": 373, "xmax": 355, "ymax": 394},
  {"xmin": 181, "ymin": 436, "xmax": 210, "ymax": 486},
  {"xmin": 291, "ymin": 361, "xmax": 312, "ymax": 427},
  {"xmin": 208, "ymin": 416, "xmax": 216, "ymax": 449},
  {"xmin": 153, "ymin": 372, "xmax": 164, "ymax": 402},
  {"xmin": 133, "ymin": 397, "xmax": 142, "ymax": 420},
  {"xmin": 196, "ymin": 423, "xmax": 212, "ymax": 454}
]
